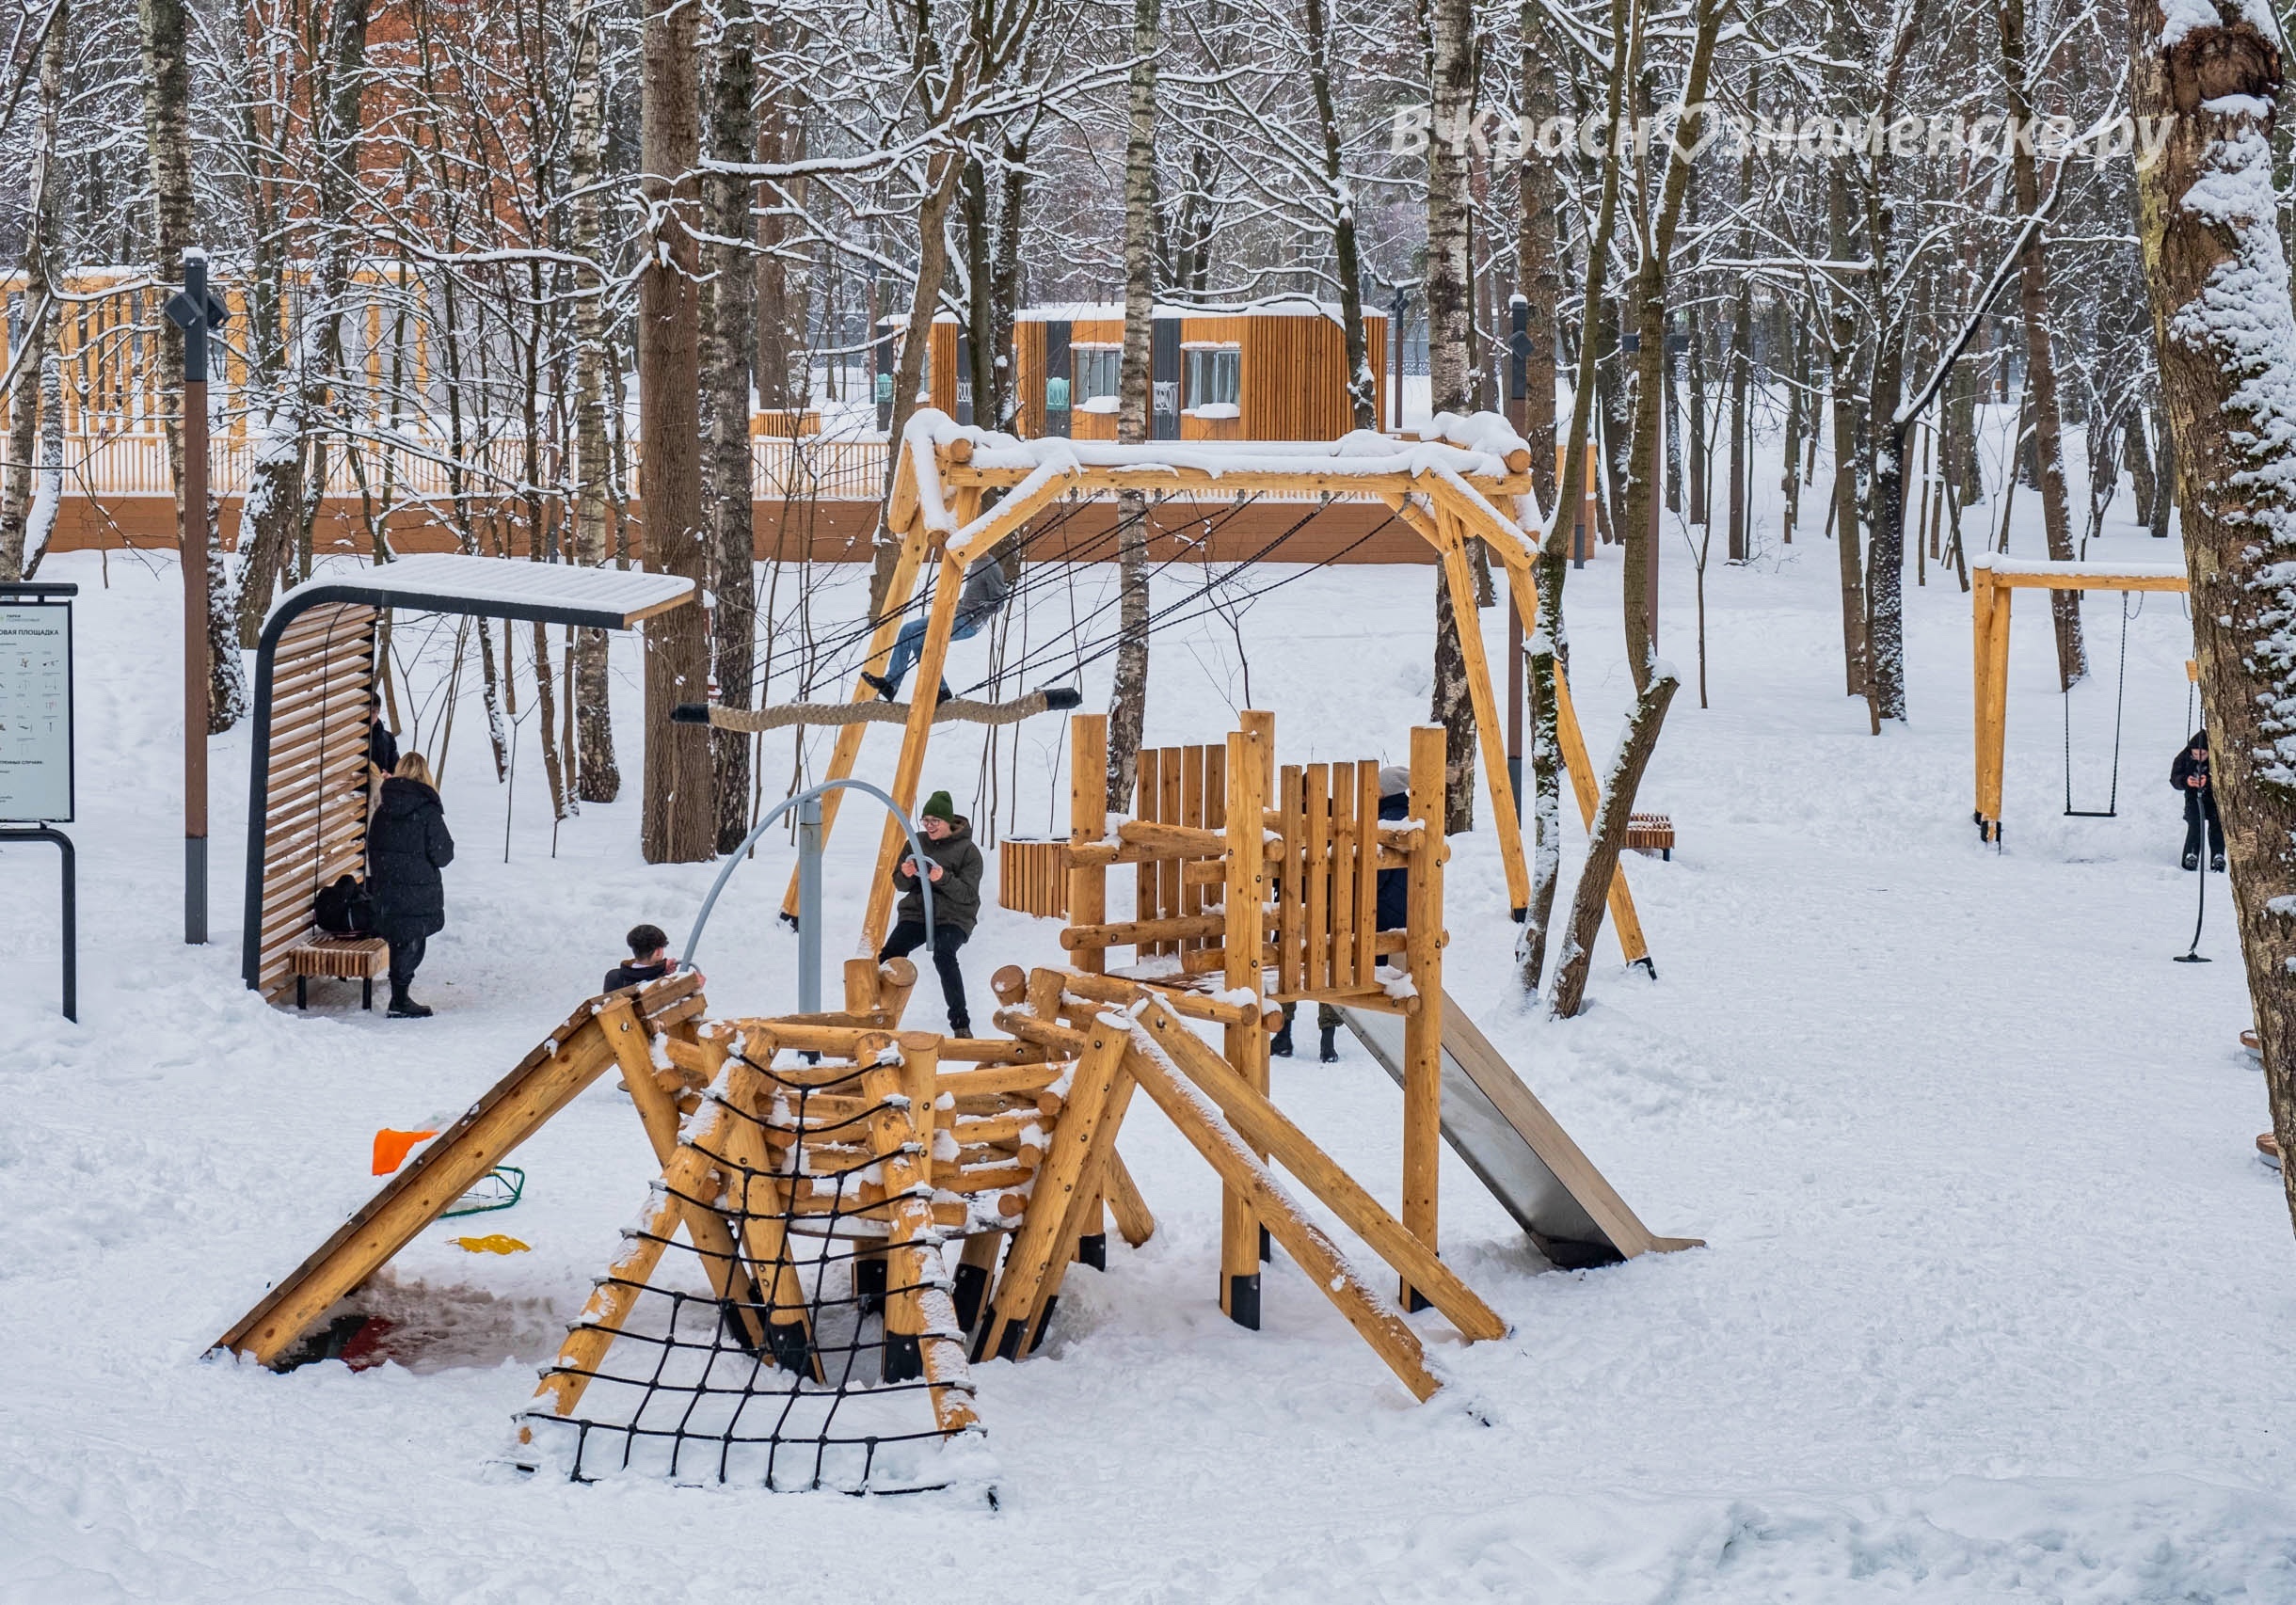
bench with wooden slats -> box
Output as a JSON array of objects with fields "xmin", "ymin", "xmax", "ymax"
[
  {"xmin": 1624, "ymin": 813, "xmax": 1675, "ymax": 860},
  {"xmin": 285, "ymin": 934, "xmax": 391, "ymax": 1010}
]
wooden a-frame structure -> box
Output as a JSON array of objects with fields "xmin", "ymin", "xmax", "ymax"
[
  {"xmin": 1969, "ymin": 552, "xmax": 2189, "ymax": 842},
  {"xmin": 777, "ymin": 409, "xmax": 1651, "ymax": 966}
]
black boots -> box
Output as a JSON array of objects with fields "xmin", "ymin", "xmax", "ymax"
[
  {"xmin": 1271, "ymin": 1018, "xmax": 1337, "ymax": 1061},
  {"xmin": 2184, "ymin": 850, "xmax": 2200, "ymax": 871},
  {"xmin": 949, "ymin": 1015, "xmax": 972, "ymax": 1040},
  {"xmin": 2214, "ymin": 853, "xmax": 2227, "ymax": 872},
  {"xmin": 861, "ymin": 671, "xmax": 898, "ymax": 701},
  {"xmin": 388, "ymin": 983, "xmax": 433, "ymax": 1019}
]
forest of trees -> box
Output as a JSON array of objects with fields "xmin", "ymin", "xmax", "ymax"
[{"xmin": 15, "ymin": 0, "xmax": 2296, "ymax": 1134}]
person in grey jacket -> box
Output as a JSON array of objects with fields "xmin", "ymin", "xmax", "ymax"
[
  {"xmin": 879, "ymin": 789, "xmax": 985, "ymax": 1036},
  {"xmin": 863, "ymin": 554, "xmax": 1013, "ymax": 702}
]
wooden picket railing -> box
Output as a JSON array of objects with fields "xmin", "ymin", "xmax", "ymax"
[{"xmin": 26, "ymin": 429, "xmax": 893, "ymax": 503}]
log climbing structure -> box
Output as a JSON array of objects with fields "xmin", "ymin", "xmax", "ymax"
[{"xmin": 731, "ymin": 407, "xmax": 1652, "ymax": 968}]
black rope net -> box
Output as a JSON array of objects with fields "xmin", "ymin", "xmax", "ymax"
[{"xmin": 518, "ymin": 1048, "xmax": 994, "ymax": 1495}]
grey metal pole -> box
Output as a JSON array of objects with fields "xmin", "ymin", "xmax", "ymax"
[{"xmin": 797, "ymin": 794, "xmax": 823, "ymax": 1010}]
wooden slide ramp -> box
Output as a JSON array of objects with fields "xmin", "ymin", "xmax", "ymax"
[
  {"xmin": 1336, "ymin": 992, "xmax": 1700, "ymax": 1268},
  {"xmin": 213, "ymin": 972, "xmax": 706, "ymax": 1369}
]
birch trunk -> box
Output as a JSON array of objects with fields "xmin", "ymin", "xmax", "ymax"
[
  {"xmin": 755, "ymin": 70, "xmax": 805, "ymax": 412},
  {"xmin": 1106, "ymin": 0, "xmax": 1159, "ymax": 811},
  {"xmin": 234, "ymin": 0, "xmax": 371, "ymax": 646},
  {"xmin": 1304, "ymin": 0, "xmax": 1372, "ymax": 429},
  {"xmin": 140, "ymin": 0, "xmax": 240, "ymax": 728},
  {"xmin": 1522, "ymin": 0, "xmax": 1629, "ymax": 990},
  {"xmin": 1426, "ymin": 0, "xmax": 1477, "ymax": 833},
  {"xmin": 639, "ymin": 0, "xmax": 715, "ymax": 862},
  {"xmin": 568, "ymin": 0, "xmax": 619, "ymax": 802},
  {"xmin": 2000, "ymin": 0, "xmax": 2086, "ymax": 689},
  {"xmin": 705, "ymin": 0, "xmax": 758, "ymax": 853},
  {"xmin": 1826, "ymin": 161, "xmax": 1867, "ymax": 699},
  {"xmin": 2129, "ymin": 0, "xmax": 2296, "ymax": 1239},
  {"xmin": 1514, "ymin": 3, "xmax": 1561, "ymax": 988},
  {"xmin": 869, "ymin": 151, "xmax": 966, "ymax": 614},
  {"xmin": 0, "ymin": 0, "xmax": 63, "ymax": 583},
  {"xmin": 1619, "ymin": 0, "xmax": 1722, "ymax": 691}
]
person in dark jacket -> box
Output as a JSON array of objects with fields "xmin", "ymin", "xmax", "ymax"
[
  {"xmin": 1274, "ymin": 764, "xmax": 1412, "ymax": 1063},
  {"xmin": 2172, "ymin": 730, "xmax": 2224, "ymax": 872},
  {"xmin": 368, "ymin": 752, "xmax": 455, "ymax": 1017},
  {"xmin": 602, "ymin": 923, "xmax": 703, "ymax": 993},
  {"xmin": 880, "ymin": 789, "xmax": 985, "ymax": 1035},
  {"xmin": 367, "ymin": 692, "xmax": 399, "ymax": 778},
  {"xmin": 862, "ymin": 555, "xmax": 1013, "ymax": 703}
]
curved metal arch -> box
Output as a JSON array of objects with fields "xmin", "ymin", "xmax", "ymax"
[{"xmin": 682, "ymin": 779, "xmax": 936, "ymax": 996}]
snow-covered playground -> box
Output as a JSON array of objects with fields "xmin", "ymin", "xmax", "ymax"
[{"xmin": 6, "ymin": 496, "xmax": 2295, "ymax": 1602}]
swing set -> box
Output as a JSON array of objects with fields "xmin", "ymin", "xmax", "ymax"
[
  {"xmin": 684, "ymin": 408, "xmax": 1656, "ymax": 967},
  {"xmin": 1969, "ymin": 552, "xmax": 2189, "ymax": 843}
]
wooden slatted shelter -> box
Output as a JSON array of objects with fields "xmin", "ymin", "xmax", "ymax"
[
  {"xmin": 1969, "ymin": 553, "xmax": 2190, "ymax": 842},
  {"xmin": 239, "ymin": 555, "xmax": 694, "ymax": 999},
  {"xmin": 784, "ymin": 408, "xmax": 1654, "ymax": 973}
]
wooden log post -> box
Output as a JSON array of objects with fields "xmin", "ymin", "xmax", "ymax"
[
  {"xmin": 596, "ymin": 999, "xmax": 773, "ymax": 1348},
  {"xmin": 843, "ymin": 956, "xmax": 881, "ymax": 1016},
  {"xmin": 1136, "ymin": 998, "xmax": 1506, "ymax": 1341},
  {"xmin": 1435, "ymin": 519, "xmax": 1533, "ymax": 914},
  {"xmin": 1119, "ymin": 1039, "xmax": 1445, "ymax": 1401},
  {"xmin": 862, "ymin": 549, "xmax": 970, "ymax": 952},
  {"xmin": 1069, "ymin": 714, "xmax": 1109, "ymax": 975},
  {"xmin": 975, "ymin": 1015, "xmax": 1128, "ymax": 1360},
  {"xmin": 1400, "ymin": 724, "xmax": 1446, "ymax": 1311},
  {"xmin": 1222, "ymin": 718, "xmax": 1270, "ymax": 1326}
]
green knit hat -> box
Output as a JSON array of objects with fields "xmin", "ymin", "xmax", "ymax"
[{"xmin": 922, "ymin": 789, "xmax": 956, "ymax": 824}]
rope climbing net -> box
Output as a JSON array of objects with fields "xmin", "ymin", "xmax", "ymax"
[{"xmin": 518, "ymin": 1047, "xmax": 988, "ymax": 1494}]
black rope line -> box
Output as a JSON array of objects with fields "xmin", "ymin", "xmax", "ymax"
[{"xmin": 974, "ymin": 504, "xmax": 1403, "ymax": 695}]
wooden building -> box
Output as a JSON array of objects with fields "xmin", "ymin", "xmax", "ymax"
[{"xmin": 898, "ymin": 302, "xmax": 1388, "ymax": 443}]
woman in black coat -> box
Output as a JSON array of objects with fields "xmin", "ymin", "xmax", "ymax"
[{"xmin": 368, "ymin": 752, "xmax": 455, "ymax": 1016}]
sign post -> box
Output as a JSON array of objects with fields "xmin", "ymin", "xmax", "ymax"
[
  {"xmin": 1, "ymin": 579, "xmax": 78, "ymax": 1020},
  {"xmin": 164, "ymin": 247, "xmax": 231, "ymax": 945}
]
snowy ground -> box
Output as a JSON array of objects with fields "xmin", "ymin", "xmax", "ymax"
[{"xmin": 7, "ymin": 451, "xmax": 2296, "ymax": 1602}]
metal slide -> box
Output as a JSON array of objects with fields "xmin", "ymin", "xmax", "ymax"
[{"xmin": 1337, "ymin": 993, "xmax": 1700, "ymax": 1269}]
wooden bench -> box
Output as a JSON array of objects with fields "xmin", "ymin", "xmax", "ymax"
[
  {"xmin": 286, "ymin": 935, "xmax": 391, "ymax": 1010},
  {"xmin": 1624, "ymin": 813, "xmax": 1675, "ymax": 861}
]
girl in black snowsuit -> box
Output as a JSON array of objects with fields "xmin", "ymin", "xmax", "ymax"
[
  {"xmin": 368, "ymin": 753, "xmax": 455, "ymax": 1016},
  {"xmin": 2172, "ymin": 730, "xmax": 2224, "ymax": 872}
]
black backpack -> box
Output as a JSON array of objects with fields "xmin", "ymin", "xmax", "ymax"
[{"xmin": 315, "ymin": 873, "xmax": 375, "ymax": 936}]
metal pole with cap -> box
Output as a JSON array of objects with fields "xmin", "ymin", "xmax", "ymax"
[{"xmin": 165, "ymin": 248, "xmax": 231, "ymax": 944}]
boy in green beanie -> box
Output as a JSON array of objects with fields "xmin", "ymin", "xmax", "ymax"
[{"xmin": 882, "ymin": 788, "xmax": 985, "ymax": 1035}]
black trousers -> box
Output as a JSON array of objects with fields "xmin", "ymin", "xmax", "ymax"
[
  {"xmin": 2184, "ymin": 790, "xmax": 2224, "ymax": 860},
  {"xmin": 881, "ymin": 921, "xmax": 970, "ymax": 1032},
  {"xmin": 387, "ymin": 933, "xmax": 427, "ymax": 989}
]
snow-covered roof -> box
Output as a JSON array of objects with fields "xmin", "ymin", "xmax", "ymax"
[
  {"xmin": 901, "ymin": 407, "xmax": 1543, "ymax": 550},
  {"xmin": 1014, "ymin": 296, "xmax": 1376, "ymax": 323},
  {"xmin": 263, "ymin": 554, "xmax": 696, "ymax": 637}
]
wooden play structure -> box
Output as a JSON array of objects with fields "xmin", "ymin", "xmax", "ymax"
[
  {"xmin": 240, "ymin": 555, "xmax": 694, "ymax": 1000},
  {"xmin": 684, "ymin": 409, "xmax": 1652, "ymax": 974},
  {"xmin": 1969, "ymin": 553, "xmax": 2189, "ymax": 842},
  {"xmin": 213, "ymin": 707, "xmax": 1694, "ymax": 1491}
]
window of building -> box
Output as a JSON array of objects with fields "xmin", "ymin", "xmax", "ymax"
[
  {"xmin": 1186, "ymin": 345, "xmax": 1240, "ymax": 412},
  {"xmin": 1073, "ymin": 345, "xmax": 1121, "ymax": 410}
]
